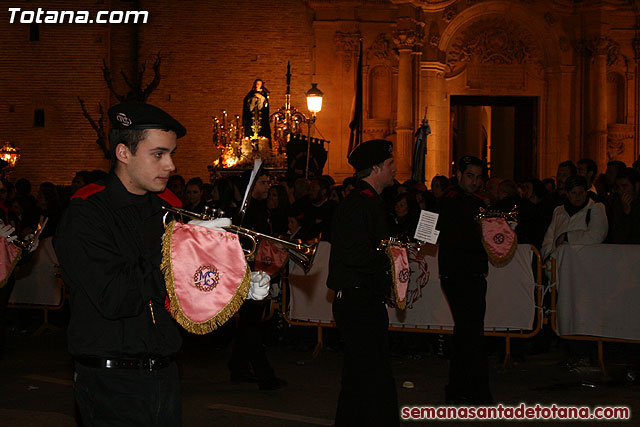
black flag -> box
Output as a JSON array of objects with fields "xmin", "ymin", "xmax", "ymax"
[
  {"xmin": 412, "ymin": 109, "xmax": 431, "ymax": 183},
  {"xmin": 347, "ymin": 39, "xmax": 363, "ymax": 157}
]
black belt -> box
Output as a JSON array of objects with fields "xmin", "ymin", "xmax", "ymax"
[
  {"xmin": 75, "ymin": 355, "xmax": 174, "ymax": 371},
  {"xmin": 335, "ymin": 286, "xmax": 385, "ymax": 302}
]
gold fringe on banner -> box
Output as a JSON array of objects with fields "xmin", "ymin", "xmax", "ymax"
[{"xmin": 161, "ymin": 220, "xmax": 251, "ymax": 335}]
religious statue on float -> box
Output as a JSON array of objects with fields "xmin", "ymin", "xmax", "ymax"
[{"xmin": 242, "ymin": 79, "xmax": 271, "ymax": 143}]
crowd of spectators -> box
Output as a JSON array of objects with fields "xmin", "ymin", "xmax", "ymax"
[
  {"xmin": 1, "ymin": 157, "xmax": 638, "ymax": 369},
  {"xmin": 2, "ymin": 155, "xmax": 637, "ymax": 258}
]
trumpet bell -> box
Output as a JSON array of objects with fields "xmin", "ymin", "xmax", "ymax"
[{"xmin": 287, "ymin": 238, "xmax": 319, "ymax": 273}]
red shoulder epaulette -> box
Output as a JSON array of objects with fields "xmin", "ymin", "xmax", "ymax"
[
  {"xmin": 71, "ymin": 183, "xmax": 106, "ymax": 200},
  {"xmin": 158, "ymin": 188, "xmax": 183, "ymax": 207},
  {"xmin": 445, "ymin": 190, "xmax": 458, "ymax": 198},
  {"xmin": 360, "ymin": 188, "xmax": 374, "ymax": 198},
  {"xmin": 472, "ymin": 192, "xmax": 486, "ymax": 201}
]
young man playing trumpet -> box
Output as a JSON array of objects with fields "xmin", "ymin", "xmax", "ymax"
[
  {"xmin": 55, "ymin": 102, "xmax": 269, "ymax": 426},
  {"xmin": 327, "ymin": 139, "xmax": 399, "ymax": 426}
]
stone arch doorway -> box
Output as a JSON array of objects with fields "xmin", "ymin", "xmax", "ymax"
[
  {"xmin": 421, "ymin": 1, "xmax": 564, "ymax": 183},
  {"xmin": 451, "ymin": 96, "xmax": 538, "ymax": 181}
]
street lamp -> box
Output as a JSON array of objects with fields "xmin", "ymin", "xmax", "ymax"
[{"xmin": 305, "ymin": 83, "xmax": 323, "ymax": 178}]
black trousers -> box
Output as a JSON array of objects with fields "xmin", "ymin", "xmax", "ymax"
[
  {"xmin": 441, "ymin": 274, "xmax": 492, "ymax": 404},
  {"xmin": 74, "ymin": 361, "xmax": 181, "ymax": 427},
  {"xmin": 332, "ymin": 289, "xmax": 399, "ymax": 427},
  {"xmin": 228, "ymin": 299, "xmax": 275, "ymax": 382}
]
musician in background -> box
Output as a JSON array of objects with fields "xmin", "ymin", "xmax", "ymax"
[
  {"xmin": 436, "ymin": 155, "xmax": 493, "ymax": 405},
  {"xmin": 228, "ymin": 168, "xmax": 287, "ymax": 391},
  {"xmin": 327, "ymin": 139, "xmax": 399, "ymax": 426}
]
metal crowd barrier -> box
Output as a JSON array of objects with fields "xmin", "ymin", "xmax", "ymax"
[
  {"xmin": 6, "ymin": 238, "xmax": 66, "ymax": 336},
  {"xmin": 281, "ymin": 244, "xmax": 544, "ymax": 367},
  {"xmin": 548, "ymin": 244, "xmax": 640, "ymax": 379}
]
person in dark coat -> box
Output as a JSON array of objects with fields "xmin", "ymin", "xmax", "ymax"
[
  {"xmin": 327, "ymin": 139, "xmax": 399, "ymax": 426},
  {"xmin": 228, "ymin": 168, "xmax": 287, "ymax": 391},
  {"xmin": 437, "ymin": 155, "xmax": 493, "ymax": 405},
  {"xmin": 608, "ymin": 167, "xmax": 640, "ymax": 244},
  {"xmin": 54, "ymin": 102, "xmax": 187, "ymax": 426}
]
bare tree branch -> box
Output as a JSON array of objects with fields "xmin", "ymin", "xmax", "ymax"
[
  {"xmin": 120, "ymin": 68, "xmax": 137, "ymax": 98},
  {"xmin": 78, "ymin": 97, "xmax": 110, "ymax": 158},
  {"xmin": 142, "ymin": 54, "xmax": 162, "ymax": 101},
  {"xmin": 101, "ymin": 59, "xmax": 126, "ymax": 102},
  {"xmin": 80, "ymin": 52, "xmax": 162, "ymax": 157}
]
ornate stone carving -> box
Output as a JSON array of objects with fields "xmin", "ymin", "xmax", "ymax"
[
  {"xmin": 334, "ymin": 31, "xmax": 361, "ymax": 71},
  {"xmin": 607, "ymin": 124, "xmax": 634, "ymax": 161},
  {"xmin": 364, "ymin": 118, "xmax": 392, "ymax": 140},
  {"xmin": 446, "ymin": 18, "xmax": 541, "ymax": 73},
  {"xmin": 404, "ymin": 0, "xmax": 457, "ymax": 10},
  {"xmin": 583, "ymin": 36, "xmax": 620, "ymax": 66},
  {"xmin": 393, "ymin": 26, "xmax": 425, "ymax": 50},
  {"xmin": 442, "ymin": 6, "xmax": 456, "ymax": 23},
  {"xmin": 430, "ymin": 35, "xmax": 441, "ymax": 49},
  {"xmin": 367, "ymin": 33, "xmax": 394, "ymax": 62}
]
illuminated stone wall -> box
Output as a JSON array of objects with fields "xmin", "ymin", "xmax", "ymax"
[{"xmin": 1, "ymin": 0, "xmax": 638, "ymax": 189}]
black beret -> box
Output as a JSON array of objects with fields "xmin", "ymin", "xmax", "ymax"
[
  {"xmin": 348, "ymin": 139, "xmax": 393, "ymax": 172},
  {"xmin": 108, "ymin": 102, "xmax": 186, "ymax": 138},
  {"xmin": 457, "ymin": 155, "xmax": 486, "ymax": 174}
]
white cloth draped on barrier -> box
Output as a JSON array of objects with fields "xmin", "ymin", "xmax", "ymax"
[
  {"xmin": 288, "ymin": 241, "xmax": 335, "ymax": 323},
  {"xmin": 553, "ymin": 244, "xmax": 640, "ymax": 340},
  {"xmin": 288, "ymin": 243, "xmax": 536, "ymax": 331},
  {"xmin": 9, "ymin": 237, "xmax": 62, "ymax": 306}
]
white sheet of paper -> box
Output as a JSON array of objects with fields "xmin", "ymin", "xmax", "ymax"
[{"xmin": 414, "ymin": 210, "xmax": 439, "ymax": 244}]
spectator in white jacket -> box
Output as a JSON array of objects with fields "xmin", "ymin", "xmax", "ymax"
[{"xmin": 542, "ymin": 175, "xmax": 608, "ymax": 259}]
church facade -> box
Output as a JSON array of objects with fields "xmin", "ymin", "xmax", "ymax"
[{"xmin": 1, "ymin": 0, "xmax": 638, "ymax": 186}]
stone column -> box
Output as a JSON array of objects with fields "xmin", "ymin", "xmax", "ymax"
[
  {"xmin": 421, "ymin": 61, "xmax": 449, "ymax": 183},
  {"xmin": 592, "ymin": 52, "xmax": 608, "ymax": 169},
  {"xmin": 393, "ymin": 23, "xmax": 424, "ymax": 182},
  {"xmin": 545, "ymin": 65, "xmax": 576, "ymax": 179},
  {"xmin": 586, "ymin": 37, "xmax": 611, "ymax": 173}
]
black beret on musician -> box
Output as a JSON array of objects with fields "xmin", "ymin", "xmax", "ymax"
[
  {"xmin": 348, "ymin": 139, "xmax": 393, "ymax": 172},
  {"xmin": 108, "ymin": 102, "xmax": 186, "ymax": 138},
  {"xmin": 457, "ymin": 155, "xmax": 486, "ymax": 174}
]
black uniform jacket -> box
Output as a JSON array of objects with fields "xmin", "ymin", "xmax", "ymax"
[
  {"xmin": 326, "ymin": 180, "xmax": 391, "ymax": 298},
  {"xmin": 436, "ymin": 186, "xmax": 488, "ymax": 276},
  {"xmin": 54, "ymin": 174, "xmax": 182, "ymax": 358}
]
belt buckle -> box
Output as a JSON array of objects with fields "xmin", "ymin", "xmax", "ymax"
[
  {"xmin": 148, "ymin": 357, "xmax": 155, "ymax": 372},
  {"xmin": 336, "ymin": 290, "xmax": 342, "ymax": 299}
]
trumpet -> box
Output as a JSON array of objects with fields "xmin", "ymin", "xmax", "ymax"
[
  {"xmin": 12, "ymin": 237, "xmax": 35, "ymax": 252},
  {"xmin": 378, "ymin": 237, "xmax": 425, "ymax": 251},
  {"xmin": 3, "ymin": 217, "xmax": 46, "ymax": 253},
  {"xmin": 162, "ymin": 206, "xmax": 319, "ymax": 272},
  {"xmin": 475, "ymin": 206, "xmax": 518, "ymax": 224}
]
